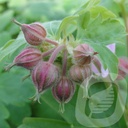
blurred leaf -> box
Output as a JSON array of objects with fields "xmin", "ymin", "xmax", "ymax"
[
  {"xmin": 18, "ymin": 118, "xmax": 71, "ymax": 128},
  {"xmin": 0, "ymin": 120, "xmax": 10, "ymax": 128},
  {"xmin": 100, "ymin": 0, "xmax": 121, "ymax": 16},
  {"xmin": 74, "ymin": 0, "xmax": 100, "ymax": 15},
  {"xmin": 0, "ymin": 70, "xmax": 35, "ymax": 105},
  {"xmin": 0, "ymin": 32, "xmax": 11, "ymax": 47},
  {"xmin": 32, "ymin": 101, "xmax": 64, "ymax": 121},
  {"xmin": 0, "ymin": 0, "xmax": 9, "ymax": 3},
  {"xmin": 42, "ymin": 20, "xmax": 61, "ymax": 39},
  {"xmin": 90, "ymin": 6, "xmax": 116, "ymax": 20},
  {"xmin": 0, "ymin": 10, "xmax": 14, "ymax": 31},
  {"xmin": 0, "ymin": 102, "xmax": 9, "ymax": 120},
  {"xmin": 7, "ymin": 103, "xmax": 31, "ymax": 127},
  {"xmin": 21, "ymin": 1, "xmax": 66, "ymax": 21},
  {"xmin": 0, "ymin": 34, "xmax": 26, "ymax": 62},
  {"xmin": 0, "ymin": 68, "xmax": 34, "ymax": 127},
  {"xmin": 77, "ymin": 12, "xmax": 90, "ymax": 29},
  {"xmin": 79, "ymin": 15, "xmax": 125, "ymax": 45},
  {"xmin": 8, "ymin": 0, "xmax": 27, "ymax": 7},
  {"xmin": 39, "ymin": 89, "xmax": 82, "ymax": 126}
]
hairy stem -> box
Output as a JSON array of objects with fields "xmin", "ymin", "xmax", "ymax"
[
  {"xmin": 62, "ymin": 49, "xmax": 68, "ymax": 76},
  {"xmin": 48, "ymin": 45, "xmax": 65, "ymax": 63},
  {"xmin": 42, "ymin": 48, "xmax": 56, "ymax": 57},
  {"xmin": 12, "ymin": 19, "xmax": 22, "ymax": 26}
]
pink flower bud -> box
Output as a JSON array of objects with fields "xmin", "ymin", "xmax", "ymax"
[
  {"xmin": 69, "ymin": 64, "xmax": 92, "ymax": 83},
  {"xmin": 73, "ymin": 44, "xmax": 97, "ymax": 65},
  {"xmin": 5, "ymin": 47, "xmax": 42, "ymax": 71},
  {"xmin": 52, "ymin": 76, "xmax": 75, "ymax": 112},
  {"xmin": 32, "ymin": 61, "xmax": 60, "ymax": 93},
  {"xmin": 22, "ymin": 23, "xmax": 47, "ymax": 45},
  {"xmin": 117, "ymin": 57, "xmax": 128, "ymax": 80},
  {"xmin": 13, "ymin": 19, "xmax": 47, "ymax": 45},
  {"xmin": 14, "ymin": 47, "xmax": 42, "ymax": 69}
]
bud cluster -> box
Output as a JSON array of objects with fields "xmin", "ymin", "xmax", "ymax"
[{"xmin": 5, "ymin": 20, "xmax": 127, "ymax": 112}]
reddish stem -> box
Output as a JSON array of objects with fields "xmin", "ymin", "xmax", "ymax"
[
  {"xmin": 62, "ymin": 49, "xmax": 68, "ymax": 76},
  {"xmin": 48, "ymin": 45, "xmax": 65, "ymax": 63}
]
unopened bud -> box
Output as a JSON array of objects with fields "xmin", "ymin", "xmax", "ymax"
[
  {"xmin": 73, "ymin": 44, "xmax": 97, "ymax": 65},
  {"xmin": 5, "ymin": 47, "xmax": 42, "ymax": 70},
  {"xmin": 117, "ymin": 57, "xmax": 128, "ymax": 80},
  {"xmin": 13, "ymin": 19, "xmax": 47, "ymax": 46},
  {"xmin": 52, "ymin": 76, "xmax": 75, "ymax": 113},
  {"xmin": 32, "ymin": 61, "xmax": 60, "ymax": 93},
  {"xmin": 69, "ymin": 64, "xmax": 92, "ymax": 83}
]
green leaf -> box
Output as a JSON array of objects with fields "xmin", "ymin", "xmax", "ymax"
[
  {"xmin": 0, "ymin": 120, "xmax": 10, "ymax": 128},
  {"xmin": 18, "ymin": 118, "xmax": 71, "ymax": 128},
  {"xmin": 74, "ymin": 0, "xmax": 100, "ymax": 15},
  {"xmin": 0, "ymin": 102, "xmax": 9, "ymax": 120},
  {"xmin": 42, "ymin": 20, "xmax": 61, "ymax": 39},
  {"xmin": 40, "ymin": 89, "xmax": 82, "ymax": 126},
  {"xmin": 0, "ymin": 70, "xmax": 35, "ymax": 105},
  {"xmin": 79, "ymin": 15, "xmax": 125, "ymax": 45},
  {"xmin": 89, "ymin": 43, "xmax": 118, "ymax": 81},
  {"xmin": 90, "ymin": 6, "xmax": 116, "ymax": 20},
  {"xmin": 56, "ymin": 16, "xmax": 78, "ymax": 39},
  {"xmin": 0, "ymin": 32, "xmax": 12, "ymax": 47},
  {"xmin": 77, "ymin": 12, "xmax": 90, "ymax": 29},
  {"xmin": 31, "ymin": 101, "xmax": 64, "ymax": 120},
  {"xmin": 0, "ymin": 10, "xmax": 14, "ymax": 31},
  {"xmin": 0, "ymin": 34, "xmax": 26, "ymax": 62},
  {"xmin": 100, "ymin": 0, "xmax": 121, "ymax": 16},
  {"xmin": 7, "ymin": 103, "xmax": 31, "ymax": 127}
]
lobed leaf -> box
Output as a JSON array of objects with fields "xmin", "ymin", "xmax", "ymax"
[
  {"xmin": 18, "ymin": 118, "xmax": 71, "ymax": 128},
  {"xmin": 89, "ymin": 43, "xmax": 118, "ymax": 81}
]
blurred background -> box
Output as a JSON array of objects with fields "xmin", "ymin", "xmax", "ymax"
[{"xmin": 0, "ymin": 0, "xmax": 128, "ymax": 128}]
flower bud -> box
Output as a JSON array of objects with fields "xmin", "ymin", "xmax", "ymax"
[
  {"xmin": 32, "ymin": 61, "xmax": 60, "ymax": 93},
  {"xmin": 69, "ymin": 64, "xmax": 92, "ymax": 83},
  {"xmin": 117, "ymin": 57, "xmax": 128, "ymax": 80},
  {"xmin": 73, "ymin": 44, "xmax": 97, "ymax": 65},
  {"xmin": 52, "ymin": 76, "xmax": 75, "ymax": 112},
  {"xmin": 22, "ymin": 23, "xmax": 47, "ymax": 45},
  {"xmin": 13, "ymin": 19, "xmax": 47, "ymax": 45},
  {"xmin": 14, "ymin": 47, "xmax": 42, "ymax": 69},
  {"xmin": 5, "ymin": 47, "xmax": 42, "ymax": 71}
]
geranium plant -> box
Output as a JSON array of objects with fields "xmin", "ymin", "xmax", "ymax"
[{"xmin": 0, "ymin": 0, "xmax": 128, "ymax": 128}]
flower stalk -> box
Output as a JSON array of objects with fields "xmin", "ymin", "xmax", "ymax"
[
  {"xmin": 62, "ymin": 49, "xmax": 68, "ymax": 76},
  {"xmin": 48, "ymin": 45, "xmax": 65, "ymax": 63}
]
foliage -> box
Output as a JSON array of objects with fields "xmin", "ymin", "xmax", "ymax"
[{"xmin": 0, "ymin": 0, "xmax": 128, "ymax": 128}]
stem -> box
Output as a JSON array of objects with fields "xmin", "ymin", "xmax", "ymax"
[
  {"xmin": 4, "ymin": 63, "xmax": 16, "ymax": 71},
  {"xmin": 62, "ymin": 49, "xmax": 68, "ymax": 76},
  {"xmin": 59, "ymin": 102, "xmax": 65, "ymax": 113},
  {"xmin": 12, "ymin": 19, "xmax": 22, "ymax": 26},
  {"xmin": 42, "ymin": 48, "xmax": 56, "ymax": 57},
  {"xmin": 45, "ymin": 38, "xmax": 58, "ymax": 46},
  {"xmin": 120, "ymin": 3, "xmax": 128, "ymax": 56},
  {"xmin": 48, "ymin": 45, "xmax": 65, "ymax": 63}
]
